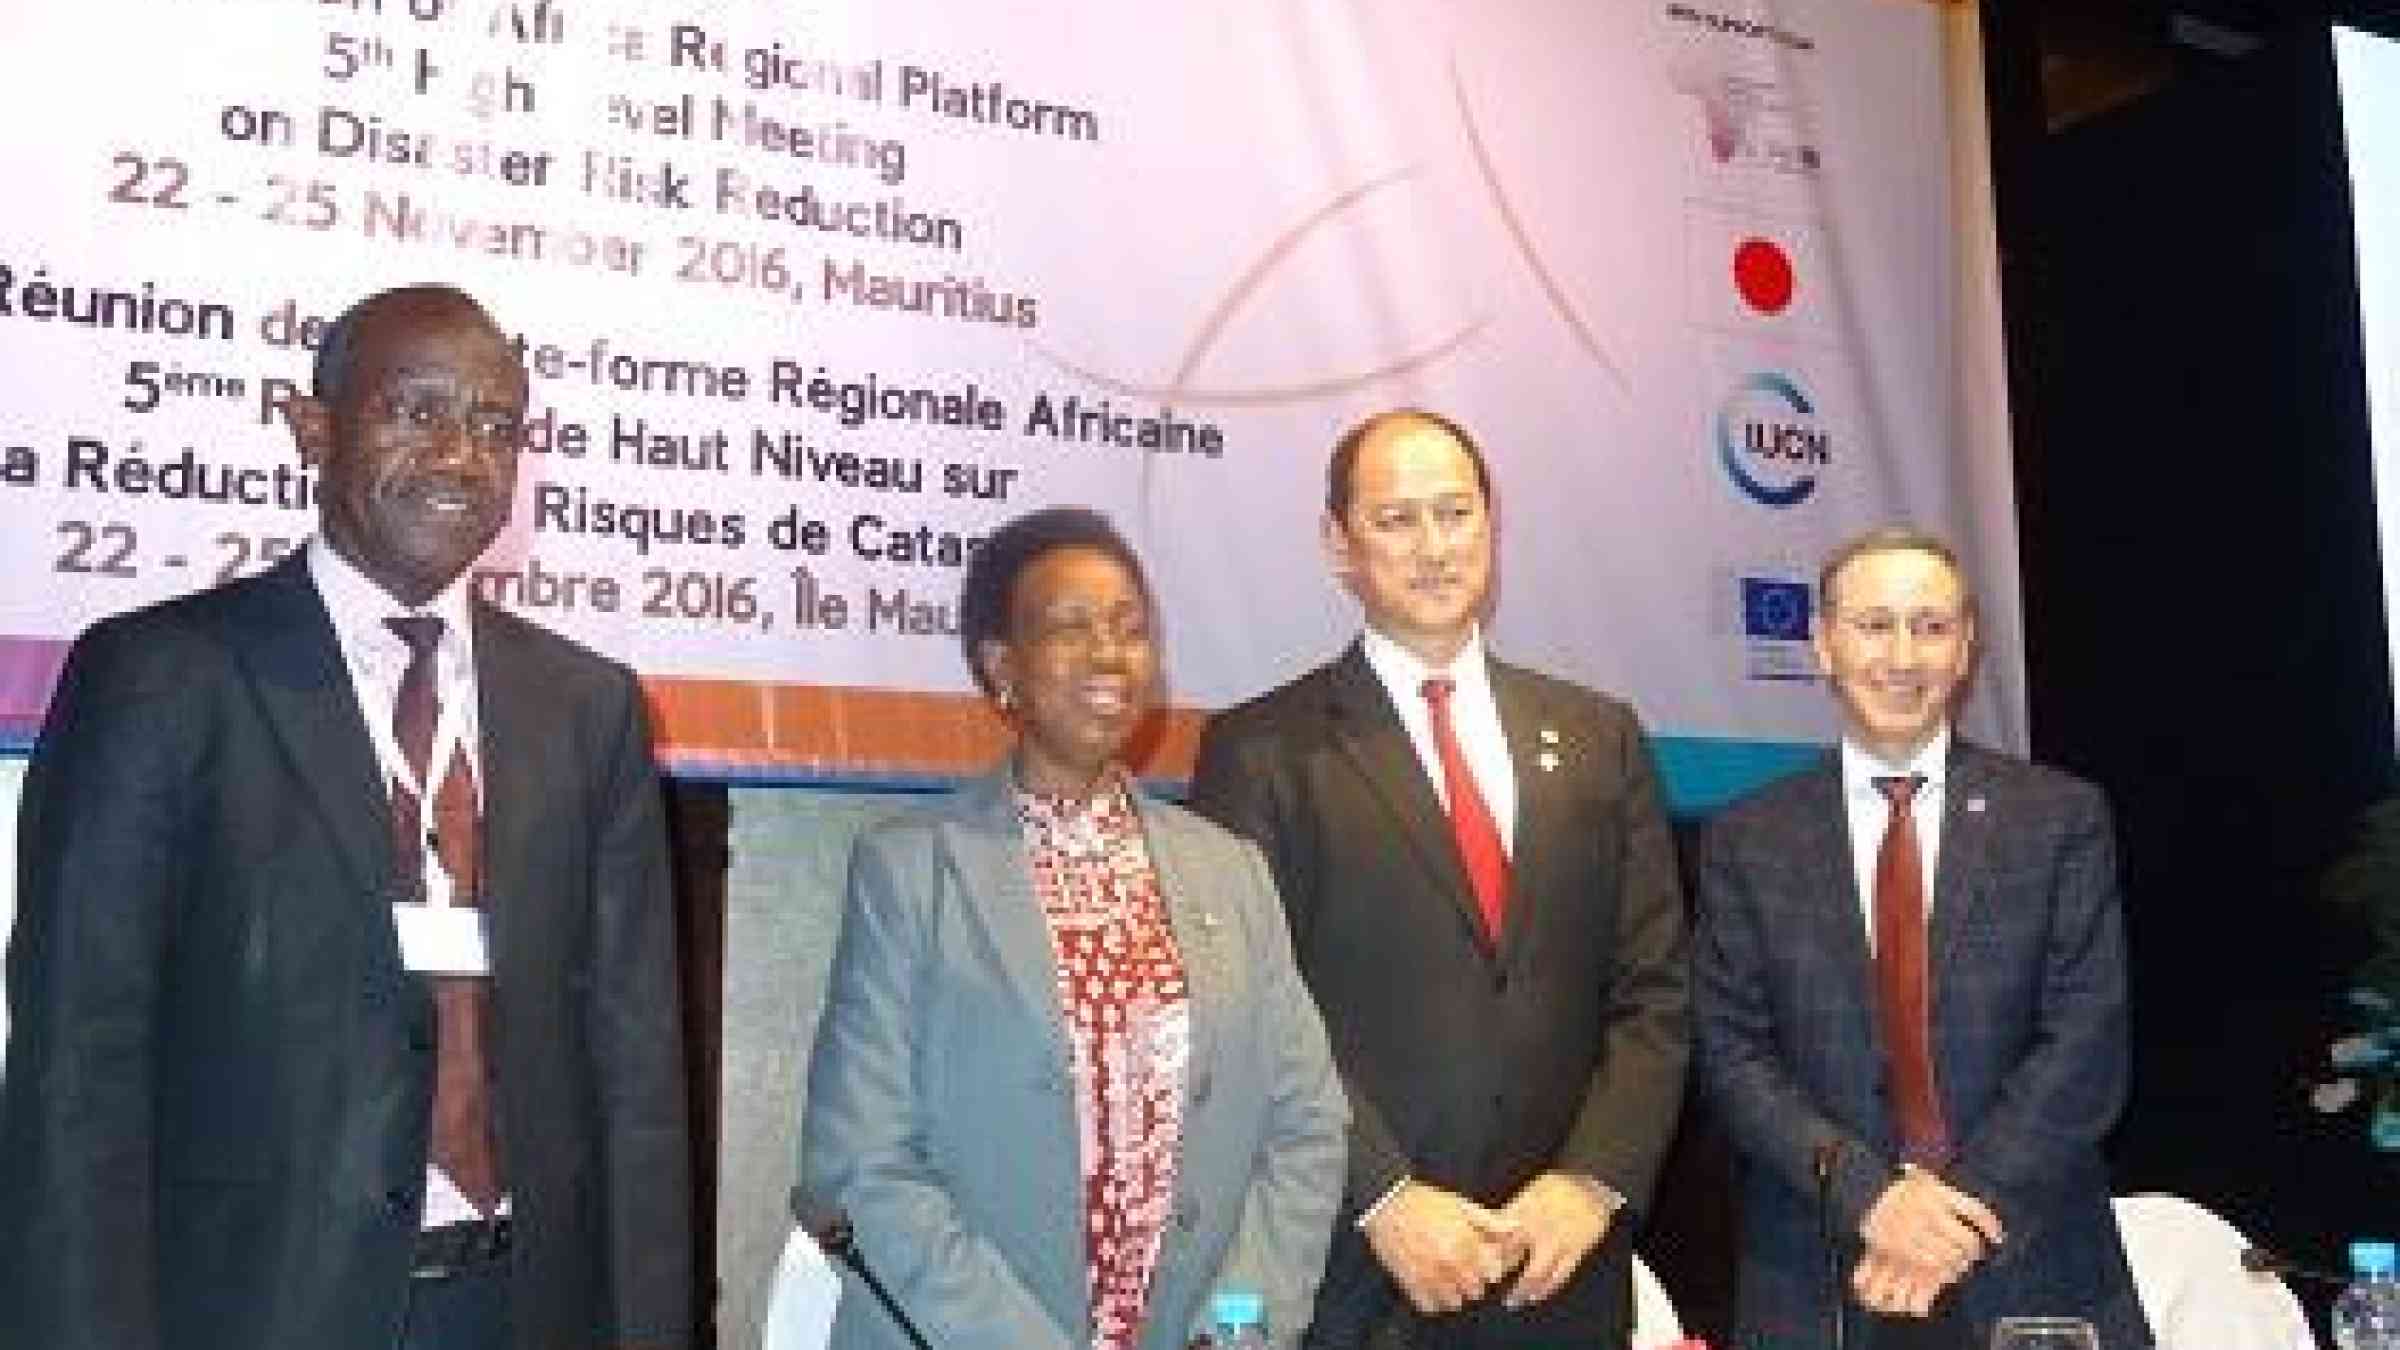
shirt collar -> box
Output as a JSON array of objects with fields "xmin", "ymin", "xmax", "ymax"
[
  {"xmin": 1361, "ymin": 624, "xmax": 1491, "ymax": 707},
  {"xmin": 1012, "ymin": 763, "xmax": 1138, "ymax": 857},
  {"xmin": 1839, "ymin": 723, "xmax": 1951, "ymax": 800},
  {"xmin": 307, "ymin": 536, "xmax": 476, "ymax": 655}
]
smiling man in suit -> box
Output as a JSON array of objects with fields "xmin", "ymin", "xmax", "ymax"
[
  {"xmin": 1692, "ymin": 526, "xmax": 2148, "ymax": 1349},
  {"xmin": 1188, "ymin": 409, "xmax": 1689, "ymax": 1349},
  {"xmin": 0, "ymin": 284, "xmax": 691, "ymax": 1350}
]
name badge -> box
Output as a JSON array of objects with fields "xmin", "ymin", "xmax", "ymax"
[{"xmin": 393, "ymin": 903, "xmax": 491, "ymax": 976}]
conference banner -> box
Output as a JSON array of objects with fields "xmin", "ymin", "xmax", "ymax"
[{"xmin": 0, "ymin": 0, "xmax": 2023, "ymax": 804}]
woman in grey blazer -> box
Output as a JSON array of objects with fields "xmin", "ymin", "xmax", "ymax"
[{"xmin": 801, "ymin": 507, "xmax": 1348, "ymax": 1350}]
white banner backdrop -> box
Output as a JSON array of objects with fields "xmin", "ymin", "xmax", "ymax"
[
  {"xmin": 0, "ymin": 756, "xmax": 17, "ymax": 1077},
  {"xmin": 0, "ymin": 3, "xmax": 2027, "ymax": 1339},
  {"xmin": 2337, "ymin": 24, "xmax": 2400, "ymax": 744},
  {"xmin": 0, "ymin": 0, "xmax": 2024, "ymax": 789}
]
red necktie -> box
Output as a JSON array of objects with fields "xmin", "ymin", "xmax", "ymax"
[
  {"xmin": 1872, "ymin": 774, "xmax": 1950, "ymax": 1165},
  {"xmin": 1421, "ymin": 678, "xmax": 1510, "ymax": 941},
  {"xmin": 387, "ymin": 615, "xmax": 503, "ymax": 1212}
]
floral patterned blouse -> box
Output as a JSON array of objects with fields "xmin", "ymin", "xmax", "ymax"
[{"xmin": 1017, "ymin": 774, "xmax": 1192, "ymax": 1350}]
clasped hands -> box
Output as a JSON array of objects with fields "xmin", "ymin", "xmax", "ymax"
[
  {"xmin": 1362, "ymin": 1172, "xmax": 1613, "ymax": 1316},
  {"xmin": 1850, "ymin": 1166, "xmax": 2005, "ymax": 1318}
]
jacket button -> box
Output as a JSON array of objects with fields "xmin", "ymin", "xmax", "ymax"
[{"xmin": 384, "ymin": 1188, "xmax": 416, "ymax": 1219}]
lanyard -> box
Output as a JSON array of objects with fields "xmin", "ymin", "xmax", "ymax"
[{"xmin": 362, "ymin": 636, "xmax": 480, "ymax": 909}]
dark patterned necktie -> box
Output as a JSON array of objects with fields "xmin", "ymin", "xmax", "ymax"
[
  {"xmin": 1422, "ymin": 678, "xmax": 1509, "ymax": 941},
  {"xmin": 387, "ymin": 615, "xmax": 502, "ymax": 1211},
  {"xmin": 1873, "ymin": 773, "xmax": 1950, "ymax": 1165}
]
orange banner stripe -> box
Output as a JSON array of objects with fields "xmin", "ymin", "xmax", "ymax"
[{"xmin": 640, "ymin": 677, "xmax": 1208, "ymax": 782}]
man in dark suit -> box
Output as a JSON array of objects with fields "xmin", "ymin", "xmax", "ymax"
[
  {"xmin": 1692, "ymin": 527, "xmax": 2148, "ymax": 1349},
  {"xmin": 0, "ymin": 285, "xmax": 692, "ymax": 1350},
  {"xmin": 1189, "ymin": 409, "xmax": 1689, "ymax": 1349}
]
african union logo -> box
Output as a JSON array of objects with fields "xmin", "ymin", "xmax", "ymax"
[{"xmin": 1716, "ymin": 371, "xmax": 1831, "ymax": 507}]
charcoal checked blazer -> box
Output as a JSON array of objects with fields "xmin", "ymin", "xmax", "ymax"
[
  {"xmin": 0, "ymin": 554, "xmax": 692, "ymax": 1350},
  {"xmin": 1692, "ymin": 741, "xmax": 2150, "ymax": 1349},
  {"xmin": 1189, "ymin": 642, "xmax": 1689, "ymax": 1349}
]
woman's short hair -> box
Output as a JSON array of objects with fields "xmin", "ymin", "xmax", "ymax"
[{"xmin": 957, "ymin": 506, "xmax": 1153, "ymax": 695}]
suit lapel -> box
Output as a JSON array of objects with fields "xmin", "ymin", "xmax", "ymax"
[
  {"xmin": 1806, "ymin": 761, "xmax": 1900, "ymax": 1089},
  {"xmin": 1491, "ymin": 663, "xmax": 1555, "ymax": 969},
  {"xmin": 940, "ymin": 769, "xmax": 1072, "ymax": 1070},
  {"xmin": 471, "ymin": 603, "xmax": 537, "ymax": 978},
  {"xmin": 1321, "ymin": 645, "xmax": 1490, "ymax": 953},
  {"xmin": 229, "ymin": 557, "xmax": 396, "ymax": 906},
  {"xmin": 1795, "ymin": 759, "xmax": 1877, "ymax": 1004},
  {"xmin": 1930, "ymin": 741, "xmax": 1998, "ymax": 979},
  {"xmin": 1134, "ymin": 797, "xmax": 1221, "ymax": 1114}
]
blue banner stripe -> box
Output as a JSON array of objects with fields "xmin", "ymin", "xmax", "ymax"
[
  {"xmin": 2, "ymin": 734, "xmax": 1826, "ymax": 818},
  {"xmin": 1647, "ymin": 734, "xmax": 1826, "ymax": 818}
]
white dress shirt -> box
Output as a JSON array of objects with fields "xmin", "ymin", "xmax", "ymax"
[
  {"xmin": 1359, "ymin": 626, "xmax": 1517, "ymax": 855},
  {"xmin": 1838, "ymin": 725, "xmax": 1950, "ymax": 951},
  {"xmin": 306, "ymin": 538, "xmax": 499, "ymax": 1226},
  {"xmin": 309, "ymin": 538, "xmax": 484, "ymax": 799}
]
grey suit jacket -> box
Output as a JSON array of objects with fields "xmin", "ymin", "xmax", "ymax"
[
  {"xmin": 0, "ymin": 555, "xmax": 691, "ymax": 1349},
  {"xmin": 1692, "ymin": 741, "xmax": 2149, "ymax": 1349},
  {"xmin": 800, "ymin": 766, "xmax": 1348, "ymax": 1350}
]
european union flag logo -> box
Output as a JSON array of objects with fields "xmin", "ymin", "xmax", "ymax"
[{"xmin": 1740, "ymin": 576, "xmax": 1812, "ymax": 641}]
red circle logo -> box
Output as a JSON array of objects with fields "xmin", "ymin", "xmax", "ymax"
[{"xmin": 1733, "ymin": 236, "xmax": 1796, "ymax": 315}]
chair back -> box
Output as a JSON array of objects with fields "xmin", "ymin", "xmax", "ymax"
[
  {"xmin": 1631, "ymin": 1253, "xmax": 1685, "ymax": 1349},
  {"xmin": 2111, "ymin": 1193, "xmax": 2316, "ymax": 1350}
]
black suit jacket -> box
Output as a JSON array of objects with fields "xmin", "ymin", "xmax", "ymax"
[
  {"xmin": 1190, "ymin": 643, "xmax": 1688, "ymax": 1348},
  {"xmin": 1692, "ymin": 743, "xmax": 2149, "ymax": 1349},
  {"xmin": 0, "ymin": 555, "xmax": 691, "ymax": 1350}
]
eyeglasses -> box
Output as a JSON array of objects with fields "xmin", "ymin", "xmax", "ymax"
[
  {"xmin": 1026, "ymin": 610, "xmax": 1153, "ymax": 651},
  {"xmin": 1833, "ymin": 609, "xmax": 1965, "ymax": 642},
  {"xmin": 372, "ymin": 388, "xmax": 524, "ymax": 452}
]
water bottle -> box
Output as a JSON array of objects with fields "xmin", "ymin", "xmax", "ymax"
[
  {"xmin": 2334, "ymin": 1240, "xmax": 2400, "ymax": 1350},
  {"xmin": 1198, "ymin": 1288, "xmax": 1269, "ymax": 1349}
]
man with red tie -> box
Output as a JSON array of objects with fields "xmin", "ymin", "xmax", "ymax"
[
  {"xmin": 1190, "ymin": 409, "xmax": 1689, "ymax": 1348},
  {"xmin": 0, "ymin": 285, "xmax": 691, "ymax": 1349},
  {"xmin": 1691, "ymin": 527, "xmax": 2149, "ymax": 1348}
]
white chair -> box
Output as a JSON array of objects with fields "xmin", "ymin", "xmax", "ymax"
[
  {"xmin": 1631, "ymin": 1252, "xmax": 1685, "ymax": 1349},
  {"xmin": 759, "ymin": 1221, "xmax": 840, "ymax": 1350},
  {"xmin": 2111, "ymin": 1193, "xmax": 2317, "ymax": 1350}
]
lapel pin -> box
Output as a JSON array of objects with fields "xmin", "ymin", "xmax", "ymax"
[
  {"xmin": 1966, "ymin": 796, "xmax": 1987, "ymax": 814},
  {"xmin": 1537, "ymin": 750, "xmax": 1561, "ymax": 773}
]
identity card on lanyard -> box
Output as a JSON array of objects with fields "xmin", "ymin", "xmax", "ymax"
[{"xmin": 368, "ymin": 641, "xmax": 491, "ymax": 977}]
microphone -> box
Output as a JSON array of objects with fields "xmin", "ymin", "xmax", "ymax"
[
  {"xmin": 1814, "ymin": 1139, "xmax": 1848, "ymax": 1350},
  {"xmin": 791, "ymin": 1189, "xmax": 852, "ymax": 1251},
  {"xmin": 792, "ymin": 1187, "xmax": 935, "ymax": 1350},
  {"xmin": 2242, "ymin": 1244, "xmax": 2351, "ymax": 1289}
]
